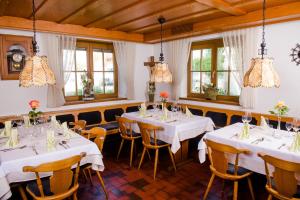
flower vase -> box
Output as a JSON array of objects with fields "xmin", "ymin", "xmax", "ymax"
[
  {"xmin": 277, "ymin": 115, "xmax": 281, "ymax": 130},
  {"xmin": 32, "ymin": 117, "xmax": 38, "ymax": 126}
]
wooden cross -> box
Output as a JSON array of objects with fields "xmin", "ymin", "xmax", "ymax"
[{"xmin": 144, "ymin": 56, "xmax": 160, "ymax": 77}]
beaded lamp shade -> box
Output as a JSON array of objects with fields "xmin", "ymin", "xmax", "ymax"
[
  {"xmin": 19, "ymin": 56, "xmax": 56, "ymax": 87},
  {"xmin": 243, "ymin": 58, "xmax": 280, "ymax": 88},
  {"xmin": 151, "ymin": 63, "xmax": 172, "ymax": 83}
]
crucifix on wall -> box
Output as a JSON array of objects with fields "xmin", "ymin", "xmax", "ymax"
[{"xmin": 144, "ymin": 56, "xmax": 159, "ymax": 102}]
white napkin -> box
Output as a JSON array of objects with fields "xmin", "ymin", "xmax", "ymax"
[
  {"xmin": 186, "ymin": 107, "xmax": 193, "ymax": 118},
  {"xmin": 0, "ymin": 121, "xmax": 12, "ymax": 137},
  {"xmin": 47, "ymin": 130, "xmax": 56, "ymax": 151},
  {"xmin": 260, "ymin": 116, "xmax": 269, "ymax": 130},
  {"xmin": 62, "ymin": 122, "xmax": 74, "ymax": 139},
  {"xmin": 5, "ymin": 128, "xmax": 19, "ymax": 148},
  {"xmin": 141, "ymin": 103, "xmax": 147, "ymax": 111},
  {"xmin": 51, "ymin": 115, "xmax": 60, "ymax": 127},
  {"xmin": 23, "ymin": 116, "xmax": 30, "ymax": 127}
]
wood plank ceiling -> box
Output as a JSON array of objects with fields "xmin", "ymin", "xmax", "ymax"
[{"xmin": 0, "ymin": 0, "xmax": 299, "ymax": 43}]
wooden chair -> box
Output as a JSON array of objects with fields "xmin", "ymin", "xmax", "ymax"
[
  {"xmin": 203, "ymin": 139, "xmax": 255, "ymax": 200},
  {"xmin": 258, "ymin": 153, "xmax": 300, "ymax": 200},
  {"xmin": 81, "ymin": 127, "xmax": 108, "ymax": 199},
  {"xmin": 116, "ymin": 116, "xmax": 142, "ymax": 167},
  {"xmin": 137, "ymin": 122, "xmax": 176, "ymax": 180},
  {"xmin": 69, "ymin": 120, "xmax": 87, "ymax": 133},
  {"xmin": 22, "ymin": 152, "xmax": 86, "ymax": 200}
]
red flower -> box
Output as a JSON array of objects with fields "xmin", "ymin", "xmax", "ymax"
[
  {"xmin": 160, "ymin": 91, "xmax": 169, "ymax": 99},
  {"xmin": 29, "ymin": 100, "xmax": 40, "ymax": 109}
]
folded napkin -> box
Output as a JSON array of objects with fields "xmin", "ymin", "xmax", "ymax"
[
  {"xmin": 186, "ymin": 107, "xmax": 193, "ymax": 118},
  {"xmin": 0, "ymin": 121, "xmax": 12, "ymax": 137},
  {"xmin": 47, "ymin": 130, "xmax": 56, "ymax": 151},
  {"xmin": 260, "ymin": 116, "xmax": 269, "ymax": 130},
  {"xmin": 141, "ymin": 103, "xmax": 147, "ymax": 111},
  {"xmin": 23, "ymin": 116, "xmax": 30, "ymax": 127},
  {"xmin": 5, "ymin": 128, "xmax": 19, "ymax": 148},
  {"xmin": 62, "ymin": 122, "xmax": 74, "ymax": 139}
]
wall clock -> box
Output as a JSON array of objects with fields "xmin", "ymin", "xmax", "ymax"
[{"xmin": 290, "ymin": 43, "xmax": 300, "ymax": 66}]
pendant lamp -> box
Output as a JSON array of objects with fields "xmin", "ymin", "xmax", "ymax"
[
  {"xmin": 243, "ymin": 0, "xmax": 279, "ymax": 88},
  {"xmin": 19, "ymin": 0, "xmax": 56, "ymax": 87},
  {"xmin": 150, "ymin": 17, "xmax": 172, "ymax": 83}
]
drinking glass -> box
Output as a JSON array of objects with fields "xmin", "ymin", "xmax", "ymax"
[
  {"xmin": 286, "ymin": 122, "xmax": 293, "ymax": 132},
  {"xmin": 293, "ymin": 118, "xmax": 300, "ymax": 133}
]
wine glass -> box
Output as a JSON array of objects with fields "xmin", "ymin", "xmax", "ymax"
[
  {"xmin": 242, "ymin": 112, "xmax": 252, "ymax": 124},
  {"xmin": 292, "ymin": 118, "xmax": 300, "ymax": 133},
  {"xmin": 286, "ymin": 122, "xmax": 293, "ymax": 132}
]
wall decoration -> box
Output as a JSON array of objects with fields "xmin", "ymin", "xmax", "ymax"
[
  {"xmin": 290, "ymin": 43, "xmax": 300, "ymax": 66},
  {"xmin": 0, "ymin": 34, "xmax": 32, "ymax": 80}
]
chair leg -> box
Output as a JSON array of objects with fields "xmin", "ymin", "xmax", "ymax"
[
  {"xmin": 233, "ymin": 181, "xmax": 238, "ymax": 200},
  {"xmin": 73, "ymin": 193, "xmax": 78, "ymax": 200},
  {"xmin": 153, "ymin": 149, "xmax": 159, "ymax": 180},
  {"xmin": 221, "ymin": 180, "xmax": 225, "ymax": 199},
  {"xmin": 267, "ymin": 194, "xmax": 272, "ymax": 200},
  {"xmin": 117, "ymin": 139, "xmax": 124, "ymax": 160},
  {"xmin": 82, "ymin": 169, "xmax": 89, "ymax": 183},
  {"xmin": 247, "ymin": 177, "xmax": 255, "ymax": 200},
  {"xmin": 202, "ymin": 174, "xmax": 215, "ymax": 200},
  {"xmin": 87, "ymin": 168, "xmax": 93, "ymax": 185},
  {"xmin": 138, "ymin": 147, "xmax": 146, "ymax": 170},
  {"xmin": 130, "ymin": 139, "xmax": 135, "ymax": 167},
  {"xmin": 146, "ymin": 149, "xmax": 151, "ymax": 160},
  {"xmin": 18, "ymin": 185, "xmax": 28, "ymax": 200},
  {"xmin": 167, "ymin": 146, "xmax": 176, "ymax": 172},
  {"xmin": 96, "ymin": 171, "xmax": 108, "ymax": 200}
]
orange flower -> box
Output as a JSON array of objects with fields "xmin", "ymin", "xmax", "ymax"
[
  {"xmin": 160, "ymin": 91, "xmax": 169, "ymax": 99},
  {"xmin": 29, "ymin": 100, "xmax": 40, "ymax": 109}
]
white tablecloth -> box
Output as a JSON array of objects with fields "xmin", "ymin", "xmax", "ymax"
[
  {"xmin": 0, "ymin": 124, "xmax": 104, "ymax": 200},
  {"xmin": 198, "ymin": 123, "xmax": 300, "ymax": 175},
  {"xmin": 123, "ymin": 110, "xmax": 215, "ymax": 153}
]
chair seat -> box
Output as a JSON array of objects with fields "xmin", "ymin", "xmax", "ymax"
[
  {"xmin": 125, "ymin": 130, "xmax": 140, "ymax": 138},
  {"xmin": 227, "ymin": 163, "xmax": 251, "ymax": 175},
  {"xmin": 99, "ymin": 122, "xmax": 119, "ymax": 130},
  {"xmin": 150, "ymin": 138, "xmax": 167, "ymax": 146},
  {"xmin": 27, "ymin": 178, "xmax": 53, "ymax": 196}
]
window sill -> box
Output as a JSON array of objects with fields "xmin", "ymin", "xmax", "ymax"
[
  {"xmin": 64, "ymin": 97, "xmax": 127, "ymax": 106},
  {"xmin": 180, "ymin": 97, "xmax": 239, "ymax": 106}
]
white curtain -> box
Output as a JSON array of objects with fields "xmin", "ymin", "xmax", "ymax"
[
  {"xmin": 39, "ymin": 33, "xmax": 65, "ymax": 108},
  {"xmin": 222, "ymin": 28, "xmax": 258, "ymax": 108},
  {"xmin": 61, "ymin": 35, "xmax": 76, "ymax": 85},
  {"xmin": 113, "ymin": 41, "xmax": 136, "ymax": 99},
  {"xmin": 166, "ymin": 38, "xmax": 191, "ymax": 100}
]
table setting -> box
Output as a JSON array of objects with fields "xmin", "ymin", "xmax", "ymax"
[
  {"xmin": 0, "ymin": 113, "xmax": 104, "ymax": 200},
  {"xmin": 123, "ymin": 102, "xmax": 215, "ymax": 153}
]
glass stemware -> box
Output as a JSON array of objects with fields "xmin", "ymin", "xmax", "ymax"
[
  {"xmin": 286, "ymin": 122, "xmax": 293, "ymax": 133},
  {"xmin": 292, "ymin": 118, "xmax": 300, "ymax": 133}
]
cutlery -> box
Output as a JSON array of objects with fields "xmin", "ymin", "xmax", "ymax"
[
  {"xmin": 230, "ymin": 133, "xmax": 238, "ymax": 139},
  {"xmin": 59, "ymin": 142, "xmax": 67, "ymax": 149},
  {"xmin": 166, "ymin": 120, "xmax": 177, "ymax": 123},
  {"xmin": 62, "ymin": 141, "xmax": 70, "ymax": 148},
  {"xmin": 278, "ymin": 143, "xmax": 286, "ymax": 150},
  {"xmin": 1, "ymin": 145, "xmax": 27, "ymax": 152},
  {"xmin": 251, "ymin": 137, "xmax": 264, "ymax": 144},
  {"xmin": 32, "ymin": 145, "xmax": 38, "ymax": 155}
]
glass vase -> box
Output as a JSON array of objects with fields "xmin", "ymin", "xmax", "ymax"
[{"xmin": 277, "ymin": 115, "xmax": 281, "ymax": 130}]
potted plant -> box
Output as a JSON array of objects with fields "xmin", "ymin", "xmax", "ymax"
[
  {"xmin": 147, "ymin": 81, "xmax": 155, "ymax": 102},
  {"xmin": 28, "ymin": 100, "xmax": 42, "ymax": 125},
  {"xmin": 203, "ymin": 83, "xmax": 219, "ymax": 100},
  {"xmin": 81, "ymin": 71, "xmax": 95, "ymax": 101},
  {"xmin": 269, "ymin": 101, "xmax": 289, "ymax": 129}
]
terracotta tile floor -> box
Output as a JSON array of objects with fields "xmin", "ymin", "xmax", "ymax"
[{"xmin": 10, "ymin": 136, "xmax": 269, "ymax": 200}]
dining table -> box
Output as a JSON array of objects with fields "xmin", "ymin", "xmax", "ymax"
[
  {"xmin": 0, "ymin": 123, "xmax": 104, "ymax": 200},
  {"xmin": 198, "ymin": 123, "xmax": 300, "ymax": 176},
  {"xmin": 123, "ymin": 109, "xmax": 215, "ymax": 163}
]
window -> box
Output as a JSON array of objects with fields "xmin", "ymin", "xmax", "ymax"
[
  {"xmin": 64, "ymin": 41, "xmax": 118, "ymax": 101},
  {"xmin": 188, "ymin": 39, "xmax": 240, "ymax": 102}
]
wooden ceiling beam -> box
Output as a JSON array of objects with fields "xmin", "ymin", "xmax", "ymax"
[
  {"xmin": 108, "ymin": 1, "xmax": 193, "ymax": 31},
  {"xmin": 58, "ymin": 0, "xmax": 99, "ymax": 23},
  {"xmin": 194, "ymin": 0, "xmax": 246, "ymax": 15},
  {"xmin": 85, "ymin": 0, "xmax": 150, "ymax": 27},
  {"xmin": 144, "ymin": 1, "xmax": 300, "ymax": 43},
  {"xmin": 0, "ymin": 16, "xmax": 144, "ymax": 42},
  {"xmin": 131, "ymin": 9, "xmax": 219, "ymax": 33},
  {"xmin": 27, "ymin": 0, "xmax": 49, "ymax": 18}
]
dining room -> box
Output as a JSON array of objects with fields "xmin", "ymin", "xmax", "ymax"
[{"xmin": 0, "ymin": 0, "xmax": 300, "ymax": 199}]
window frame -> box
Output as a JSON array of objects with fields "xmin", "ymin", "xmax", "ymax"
[
  {"xmin": 187, "ymin": 39, "xmax": 239, "ymax": 103},
  {"xmin": 64, "ymin": 40, "xmax": 118, "ymax": 102}
]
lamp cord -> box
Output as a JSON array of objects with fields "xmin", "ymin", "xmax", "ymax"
[
  {"xmin": 159, "ymin": 19, "xmax": 164, "ymax": 63},
  {"xmin": 32, "ymin": 0, "xmax": 38, "ymax": 55},
  {"xmin": 260, "ymin": 0, "xmax": 266, "ymax": 59}
]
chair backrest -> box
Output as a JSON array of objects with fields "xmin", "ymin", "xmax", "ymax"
[
  {"xmin": 70, "ymin": 120, "xmax": 87, "ymax": 132},
  {"xmin": 82, "ymin": 127, "xmax": 106, "ymax": 152},
  {"xmin": 138, "ymin": 122, "xmax": 163, "ymax": 147},
  {"xmin": 258, "ymin": 153, "xmax": 300, "ymax": 198},
  {"xmin": 205, "ymin": 139, "xmax": 250, "ymax": 175},
  {"xmin": 116, "ymin": 116, "xmax": 137, "ymax": 138},
  {"xmin": 23, "ymin": 152, "xmax": 85, "ymax": 199}
]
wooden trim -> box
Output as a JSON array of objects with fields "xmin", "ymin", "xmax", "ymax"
[
  {"xmin": 108, "ymin": 1, "xmax": 194, "ymax": 31},
  {"xmin": 85, "ymin": 0, "xmax": 150, "ymax": 27},
  {"xmin": 180, "ymin": 97, "xmax": 239, "ymax": 106},
  {"xmin": 64, "ymin": 97, "xmax": 127, "ymax": 106},
  {"xmin": 144, "ymin": 2, "xmax": 300, "ymax": 43},
  {"xmin": 58, "ymin": 0, "xmax": 99, "ymax": 23},
  {"xmin": 0, "ymin": 16, "xmax": 144, "ymax": 43},
  {"xmin": 194, "ymin": 0, "xmax": 246, "ymax": 16}
]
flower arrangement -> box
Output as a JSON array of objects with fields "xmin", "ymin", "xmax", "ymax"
[
  {"xmin": 203, "ymin": 83, "xmax": 219, "ymax": 100},
  {"xmin": 81, "ymin": 72, "xmax": 92, "ymax": 88},
  {"xmin": 269, "ymin": 101, "xmax": 289, "ymax": 129},
  {"xmin": 269, "ymin": 101, "xmax": 289, "ymax": 116},
  {"xmin": 28, "ymin": 100, "xmax": 42, "ymax": 119},
  {"xmin": 159, "ymin": 91, "xmax": 169, "ymax": 103}
]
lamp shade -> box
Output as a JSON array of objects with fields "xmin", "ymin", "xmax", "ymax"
[
  {"xmin": 243, "ymin": 58, "xmax": 280, "ymax": 88},
  {"xmin": 19, "ymin": 55, "xmax": 56, "ymax": 87},
  {"xmin": 151, "ymin": 63, "xmax": 172, "ymax": 83}
]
